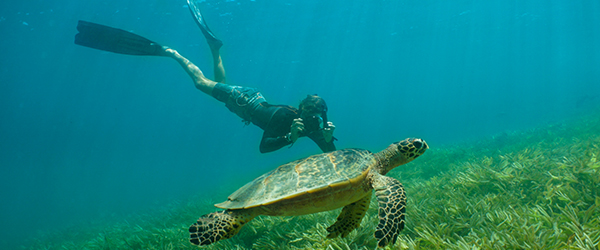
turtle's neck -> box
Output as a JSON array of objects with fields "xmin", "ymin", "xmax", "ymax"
[{"xmin": 374, "ymin": 146, "xmax": 400, "ymax": 175}]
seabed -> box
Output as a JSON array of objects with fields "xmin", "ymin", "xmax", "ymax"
[{"xmin": 26, "ymin": 109, "xmax": 600, "ymax": 250}]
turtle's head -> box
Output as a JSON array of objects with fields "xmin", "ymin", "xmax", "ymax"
[{"xmin": 377, "ymin": 138, "xmax": 428, "ymax": 175}]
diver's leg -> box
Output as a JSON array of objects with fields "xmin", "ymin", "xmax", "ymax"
[
  {"xmin": 163, "ymin": 47, "xmax": 217, "ymax": 96},
  {"xmin": 187, "ymin": 0, "xmax": 227, "ymax": 83},
  {"xmin": 210, "ymin": 46, "xmax": 226, "ymax": 84}
]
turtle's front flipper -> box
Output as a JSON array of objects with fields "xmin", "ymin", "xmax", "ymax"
[
  {"xmin": 372, "ymin": 174, "xmax": 406, "ymax": 247},
  {"xmin": 189, "ymin": 209, "xmax": 256, "ymax": 246},
  {"xmin": 326, "ymin": 192, "xmax": 372, "ymax": 238}
]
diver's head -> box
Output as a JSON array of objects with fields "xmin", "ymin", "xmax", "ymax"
[{"xmin": 299, "ymin": 94, "xmax": 328, "ymax": 132}]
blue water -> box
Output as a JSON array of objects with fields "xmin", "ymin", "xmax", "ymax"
[{"xmin": 1, "ymin": 0, "xmax": 599, "ymax": 248}]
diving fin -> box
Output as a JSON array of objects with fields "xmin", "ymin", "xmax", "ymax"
[
  {"xmin": 75, "ymin": 20, "xmax": 166, "ymax": 56},
  {"xmin": 187, "ymin": 0, "xmax": 223, "ymax": 50}
]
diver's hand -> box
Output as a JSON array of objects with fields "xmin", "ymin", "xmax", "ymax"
[
  {"xmin": 323, "ymin": 121, "xmax": 335, "ymax": 143},
  {"xmin": 290, "ymin": 118, "xmax": 305, "ymax": 143}
]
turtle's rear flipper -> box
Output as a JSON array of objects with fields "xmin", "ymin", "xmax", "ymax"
[
  {"xmin": 372, "ymin": 174, "xmax": 406, "ymax": 247},
  {"xmin": 189, "ymin": 210, "xmax": 255, "ymax": 246}
]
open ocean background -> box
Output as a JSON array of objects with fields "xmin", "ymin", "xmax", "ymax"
[{"xmin": 1, "ymin": 0, "xmax": 599, "ymax": 249}]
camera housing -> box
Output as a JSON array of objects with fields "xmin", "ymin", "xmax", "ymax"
[{"xmin": 303, "ymin": 115, "xmax": 324, "ymax": 133}]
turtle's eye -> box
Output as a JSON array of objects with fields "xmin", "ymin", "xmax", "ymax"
[{"xmin": 413, "ymin": 140, "xmax": 423, "ymax": 149}]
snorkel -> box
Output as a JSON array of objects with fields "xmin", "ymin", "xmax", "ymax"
[{"xmin": 321, "ymin": 104, "xmax": 329, "ymax": 129}]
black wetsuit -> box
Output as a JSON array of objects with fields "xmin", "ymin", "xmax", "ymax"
[{"xmin": 211, "ymin": 83, "xmax": 336, "ymax": 153}]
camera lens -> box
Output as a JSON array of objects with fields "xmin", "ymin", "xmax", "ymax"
[{"xmin": 304, "ymin": 115, "xmax": 323, "ymax": 132}]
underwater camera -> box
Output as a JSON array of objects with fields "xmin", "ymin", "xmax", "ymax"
[{"xmin": 303, "ymin": 115, "xmax": 326, "ymax": 133}]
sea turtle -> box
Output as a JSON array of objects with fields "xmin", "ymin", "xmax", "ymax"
[{"xmin": 189, "ymin": 138, "xmax": 428, "ymax": 247}]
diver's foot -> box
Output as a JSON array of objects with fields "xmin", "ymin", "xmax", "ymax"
[
  {"xmin": 188, "ymin": 0, "xmax": 223, "ymax": 50},
  {"xmin": 160, "ymin": 46, "xmax": 178, "ymax": 57},
  {"xmin": 206, "ymin": 35, "xmax": 223, "ymax": 51}
]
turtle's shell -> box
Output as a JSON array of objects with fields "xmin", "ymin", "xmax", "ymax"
[{"xmin": 216, "ymin": 149, "xmax": 375, "ymax": 210}]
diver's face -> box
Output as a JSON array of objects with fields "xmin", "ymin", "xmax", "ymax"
[
  {"xmin": 301, "ymin": 108, "xmax": 321, "ymax": 119},
  {"xmin": 300, "ymin": 104, "xmax": 324, "ymax": 122}
]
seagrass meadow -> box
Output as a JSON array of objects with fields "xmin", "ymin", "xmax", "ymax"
[{"xmin": 26, "ymin": 110, "xmax": 600, "ymax": 250}]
